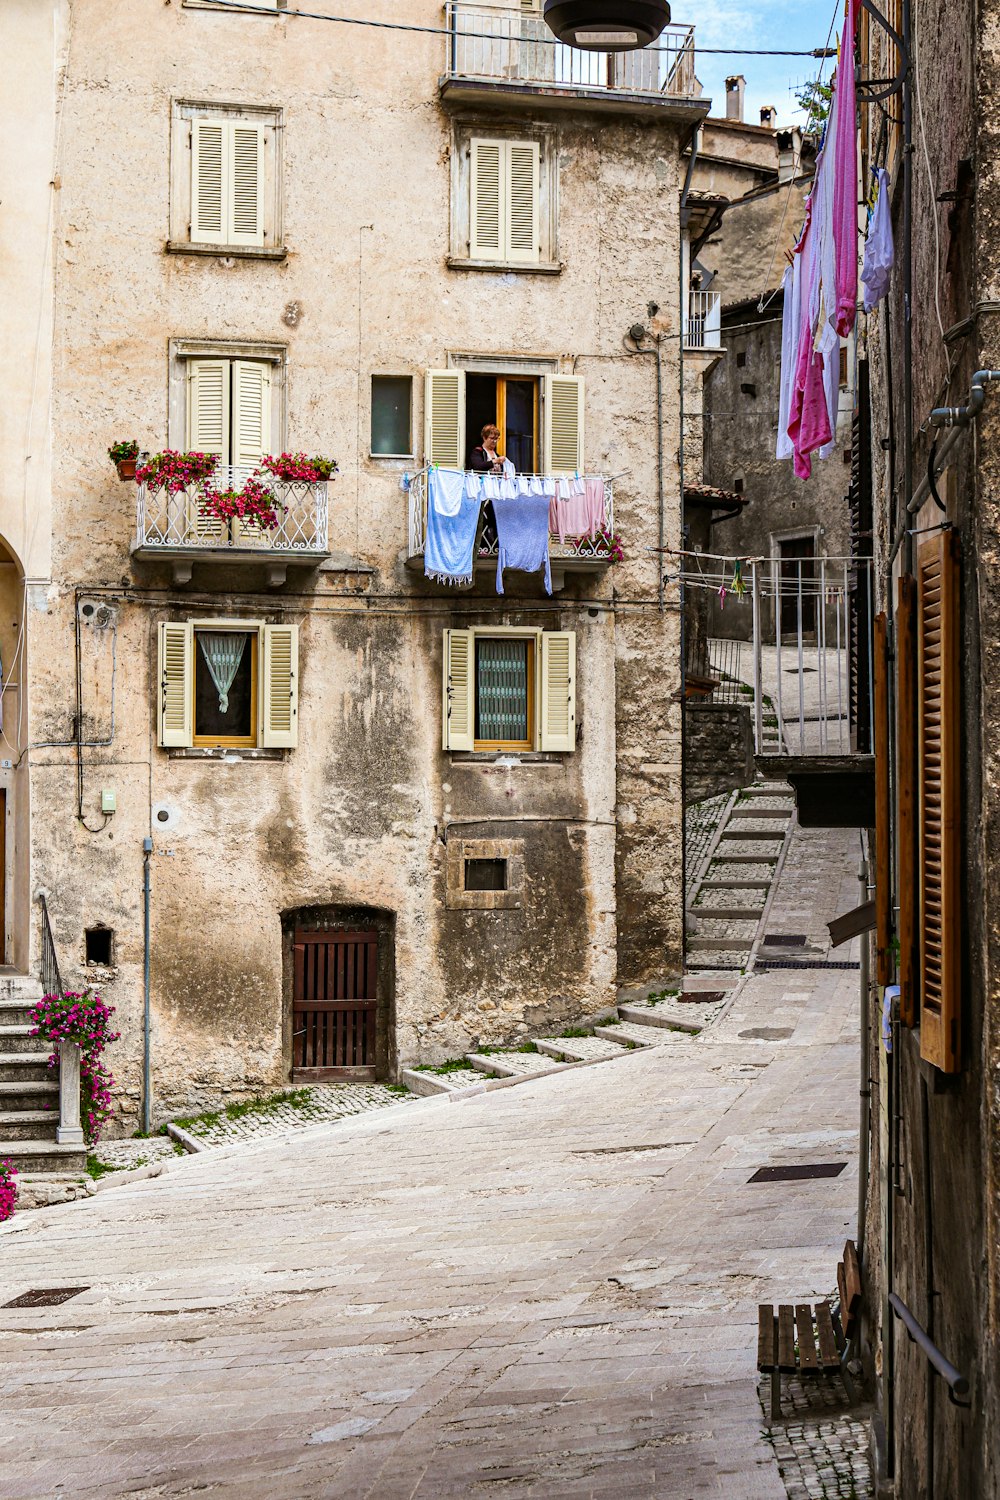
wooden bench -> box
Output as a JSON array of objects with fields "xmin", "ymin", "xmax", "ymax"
[{"xmin": 757, "ymin": 1240, "xmax": 861, "ymax": 1420}]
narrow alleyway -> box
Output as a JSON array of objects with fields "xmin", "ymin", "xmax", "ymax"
[{"xmin": 0, "ymin": 823, "xmax": 863, "ymax": 1500}]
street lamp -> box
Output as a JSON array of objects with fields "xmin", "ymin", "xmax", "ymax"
[{"xmin": 543, "ymin": 0, "xmax": 671, "ymax": 50}]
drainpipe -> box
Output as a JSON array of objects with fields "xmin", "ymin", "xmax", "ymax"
[
  {"xmin": 678, "ymin": 126, "xmax": 701, "ymax": 950},
  {"xmin": 858, "ymin": 859, "xmax": 871, "ymax": 1256},
  {"xmin": 142, "ymin": 837, "xmax": 152, "ymax": 1136}
]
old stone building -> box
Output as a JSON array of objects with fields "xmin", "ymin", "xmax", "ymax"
[{"xmin": 1, "ymin": 0, "xmax": 709, "ymax": 1141}]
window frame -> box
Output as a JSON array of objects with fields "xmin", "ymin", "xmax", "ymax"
[
  {"xmin": 167, "ymin": 340, "xmax": 286, "ymax": 457},
  {"xmin": 192, "ymin": 624, "xmax": 260, "ymax": 749},
  {"xmin": 473, "ymin": 632, "xmax": 537, "ymax": 753},
  {"xmin": 168, "ymin": 99, "xmax": 285, "ymax": 260},
  {"xmin": 449, "ymin": 123, "xmax": 560, "ymax": 274},
  {"xmin": 369, "ymin": 374, "xmax": 415, "ymax": 460},
  {"xmin": 158, "ymin": 617, "xmax": 298, "ymax": 752}
]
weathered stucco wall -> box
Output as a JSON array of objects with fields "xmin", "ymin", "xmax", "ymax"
[{"xmin": 16, "ymin": 0, "xmax": 694, "ymax": 1122}]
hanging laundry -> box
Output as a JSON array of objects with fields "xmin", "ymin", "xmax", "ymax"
[
  {"xmin": 832, "ymin": 0, "xmax": 861, "ymax": 337},
  {"xmin": 861, "ymin": 169, "xmax": 894, "ymax": 310},
  {"xmin": 585, "ymin": 477, "xmax": 607, "ymax": 535},
  {"xmin": 776, "ymin": 261, "xmax": 801, "ymax": 462},
  {"xmin": 494, "ymin": 492, "xmax": 552, "ymax": 596},
  {"xmin": 550, "ymin": 485, "xmax": 591, "ymax": 543},
  {"xmin": 424, "ymin": 467, "xmax": 481, "ymax": 587}
]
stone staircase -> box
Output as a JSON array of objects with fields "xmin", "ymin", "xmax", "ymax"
[
  {"xmin": 686, "ymin": 782, "xmax": 795, "ymax": 971},
  {"xmin": 0, "ymin": 975, "xmax": 87, "ymax": 1175},
  {"xmin": 399, "ymin": 986, "xmax": 731, "ymax": 1096}
]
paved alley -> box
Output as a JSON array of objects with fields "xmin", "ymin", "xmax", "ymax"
[{"xmin": 0, "ymin": 823, "xmax": 863, "ymax": 1500}]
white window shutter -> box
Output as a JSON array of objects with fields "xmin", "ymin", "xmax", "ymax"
[
  {"xmin": 424, "ymin": 370, "xmax": 466, "ymax": 469},
  {"xmin": 544, "ymin": 374, "xmax": 585, "ymax": 474},
  {"xmin": 158, "ymin": 622, "xmax": 193, "ymax": 748},
  {"xmin": 231, "ymin": 361, "xmax": 272, "ymax": 467},
  {"xmin": 230, "ymin": 124, "xmax": 265, "ymax": 246},
  {"xmin": 443, "ymin": 629, "xmax": 474, "ymax": 751},
  {"xmin": 540, "ymin": 631, "xmax": 576, "ymax": 752},
  {"xmin": 471, "ymin": 139, "xmax": 504, "ymax": 260},
  {"xmin": 262, "ymin": 624, "xmax": 299, "ymax": 749},
  {"xmin": 187, "ymin": 359, "xmax": 230, "ymax": 457},
  {"xmin": 506, "ymin": 142, "xmax": 540, "ymax": 264},
  {"xmin": 191, "ymin": 121, "xmax": 227, "ymax": 244}
]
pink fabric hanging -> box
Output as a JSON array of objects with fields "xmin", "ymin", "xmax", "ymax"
[{"xmin": 833, "ymin": 0, "xmax": 861, "ymax": 336}]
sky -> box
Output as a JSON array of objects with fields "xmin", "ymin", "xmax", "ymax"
[{"xmin": 678, "ymin": 0, "xmax": 845, "ymax": 127}]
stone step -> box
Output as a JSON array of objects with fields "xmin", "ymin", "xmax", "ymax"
[
  {"xmin": 0, "ymin": 976, "xmax": 43, "ymax": 1003},
  {"xmin": 699, "ymin": 878, "xmax": 771, "ymax": 890},
  {"xmin": 687, "ymin": 934, "xmax": 756, "ymax": 951},
  {"xmin": 0, "ymin": 1139, "xmax": 87, "ymax": 1173},
  {"xmin": 399, "ymin": 1067, "xmax": 467, "ymax": 1096},
  {"xmin": 466, "ymin": 1051, "xmax": 563, "ymax": 1079},
  {"xmin": 593, "ymin": 1021, "xmax": 666, "ymax": 1048},
  {"xmin": 0, "ymin": 1007, "xmax": 38, "ymax": 1028},
  {"xmin": 617, "ymin": 1004, "xmax": 701, "ymax": 1034},
  {"xmin": 719, "ymin": 827, "xmax": 787, "ymax": 842},
  {"xmin": 690, "ymin": 905, "xmax": 764, "ymax": 922},
  {"xmin": 728, "ymin": 805, "xmax": 791, "ymax": 819},
  {"xmin": 535, "ymin": 1036, "xmax": 623, "ymax": 1063},
  {"xmin": 710, "ymin": 853, "xmax": 780, "ymax": 866},
  {"xmin": 0, "ymin": 1026, "xmax": 48, "ymax": 1050},
  {"xmin": 0, "ymin": 1111, "xmax": 58, "ymax": 1141},
  {"xmin": 0, "ymin": 1079, "xmax": 58, "ymax": 1097},
  {"xmin": 0, "ymin": 1053, "xmax": 54, "ymax": 1082}
]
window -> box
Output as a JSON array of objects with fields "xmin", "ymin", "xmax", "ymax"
[
  {"xmin": 839, "ymin": 344, "xmax": 849, "ymax": 389},
  {"xmin": 450, "ymin": 127, "xmax": 558, "ymax": 271},
  {"xmin": 442, "ymin": 628, "xmax": 576, "ymax": 753},
  {"xmin": 85, "ymin": 928, "xmax": 114, "ymax": 966},
  {"xmin": 424, "ymin": 369, "xmax": 583, "ymax": 474},
  {"xmin": 370, "ymin": 376, "xmax": 413, "ymax": 457},
  {"xmin": 465, "ymin": 858, "xmax": 508, "ymax": 892},
  {"xmin": 447, "ymin": 838, "xmax": 525, "ymax": 910},
  {"xmin": 169, "ymin": 101, "xmax": 283, "ymax": 257},
  {"xmin": 168, "ymin": 341, "xmax": 285, "ymax": 463},
  {"xmin": 157, "ymin": 620, "xmax": 298, "ymax": 750}
]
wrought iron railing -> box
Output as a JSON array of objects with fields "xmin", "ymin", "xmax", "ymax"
[
  {"xmin": 687, "ymin": 637, "xmax": 749, "ymax": 705},
  {"xmin": 684, "ymin": 290, "xmax": 722, "ymax": 350},
  {"xmin": 39, "ymin": 893, "xmax": 63, "ymax": 999},
  {"xmin": 135, "ymin": 465, "xmax": 330, "ymax": 555},
  {"xmin": 408, "ymin": 473, "xmax": 615, "ymax": 563},
  {"xmin": 443, "ymin": 4, "xmax": 698, "ymax": 98}
]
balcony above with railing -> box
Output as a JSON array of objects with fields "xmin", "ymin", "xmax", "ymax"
[
  {"xmin": 684, "ymin": 290, "xmax": 722, "ymax": 351},
  {"xmin": 406, "ymin": 471, "xmax": 616, "ymax": 590},
  {"xmin": 441, "ymin": 3, "xmax": 706, "ymax": 119},
  {"xmin": 133, "ymin": 464, "xmax": 330, "ymax": 587}
]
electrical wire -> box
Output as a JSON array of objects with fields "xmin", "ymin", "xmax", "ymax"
[{"xmin": 192, "ymin": 1, "xmax": 827, "ymax": 54}]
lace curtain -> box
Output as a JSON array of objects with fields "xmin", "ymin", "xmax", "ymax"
[{"xmin": 198, "ymin": 632, "xmax": 248, "ymax": 714}]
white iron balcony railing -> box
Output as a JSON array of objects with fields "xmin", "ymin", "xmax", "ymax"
[
  {"xmin": 444, "ymin": 3, "xmax": 699, "ymax": 100},
  {"xmin": 684, "ymin": 290, "xmax": 722, "ymax": 350},
  {"xmin": 135, "ymin": 465, "xmax": 330, "ymax": 574},
  {"xmin": 408, "ymin": 472, "xmax": 615, "ymax": 567},
  {"xmin": 747, "ymin": 556, "xmax": 875, "ymax": 756}
]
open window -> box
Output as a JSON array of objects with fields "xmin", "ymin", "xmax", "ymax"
[
  {"xmin": 158, "ymin": 620, "xmax": 298, "ymax": 749},
  {"xmin": 424, "ymin": 369, "xmax": 583, "ymax": 474},
  {"xmin": 443, "ymin": 628, "xmax": 575, "ymax": 753}
]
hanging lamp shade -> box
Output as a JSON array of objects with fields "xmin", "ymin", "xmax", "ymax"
[{"xmin": 543, "ymin": 0, "xmax": 671, "ymax": 51}]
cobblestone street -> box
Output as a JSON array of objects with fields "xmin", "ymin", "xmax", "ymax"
[{"xmin": 0, "ymin": 822, "xmax": 866, "ymax": 1499}]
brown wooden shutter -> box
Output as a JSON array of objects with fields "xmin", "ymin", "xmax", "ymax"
[
  {"xmin": 895, "ymin": 575, "xmax": 918, "ymax": 1025},
  {"xmin": 874, "ymin": 612, "xmax": 893, "ymax": 987},
  {"xmin": 918, "ymin": 531, "xmax": 961, "ymax": 1072}
]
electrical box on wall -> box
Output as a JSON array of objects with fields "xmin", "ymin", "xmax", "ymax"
[{"xmin": 101, "ymin": 789, "xmax": 117, "ymax": 814}]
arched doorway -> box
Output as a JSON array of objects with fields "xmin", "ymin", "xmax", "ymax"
[{"xmin": 282, "ymin": 906, "xmax": 396, "ymax": 1082}]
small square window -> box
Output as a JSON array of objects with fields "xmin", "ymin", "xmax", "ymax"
[
  {"xmin": 371, "ymin": 376, "xmax": 413, "ymax": 456},
  {"xmin": 85, "ymin": 928, "xmax": 114, "ymax": 967},
  {"xmin": 465, "ymin": 858, "xmax": 508, "ymax": 892},
  {"xmin": 194, "ymin": 629, "xmax": 258, "ymax": 747},
  {"xmin": 734, "ymin": 477, "xmax": 744, "ymax": 494},
  {"xmin": 736, "ymin": 350, "xmax": 747, "ymax": 368}
]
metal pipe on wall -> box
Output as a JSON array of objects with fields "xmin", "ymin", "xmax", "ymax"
[
  {"xmin": 142, "ymin": 837, "xmax": 152, "ymax": 1137},
  {"xmin": 858, "ymin": 858, "xmax": 871, "ymax": 1258}
]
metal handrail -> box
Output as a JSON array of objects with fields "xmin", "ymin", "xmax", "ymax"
[
  {"xmin": 889, "ymin": 1293, "xmax": 971, "ymax": 1406},
  {"xmin": 135, "ymin": 464, "xmax": 330, "ymax": 555},
  {"xmin": 408, "ymin": 472, "xmax": 615, "ymax": 561},
  {"xmin": 39, "ymin": 893, "xmax": 63, "ymax": 998}
]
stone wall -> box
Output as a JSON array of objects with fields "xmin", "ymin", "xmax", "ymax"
[{"xmin": 684, "ymin": 701, "xmax": 753, "ymax": 805}]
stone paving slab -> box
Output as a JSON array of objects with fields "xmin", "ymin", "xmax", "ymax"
[
  {"xmin": 468, "ymin": 1050, "xmax": 565, "ymax": 1076},
  {"xmin": 91, "ymin": 1137, "xmax": 180, "ymax": 1172},
  {"xmin": 164, "ymin": 1083, "xmax": 417, "ymax": 1151},
  {"xmin": 536, "ymin": 1036, "xmax": 627, "ymax": 1062},
  {"xmin": 717, "ymin": 839, "xmax": 785, "ymax": 858}
]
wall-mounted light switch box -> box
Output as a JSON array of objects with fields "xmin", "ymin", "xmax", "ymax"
[{"xmin": 101, "ymin": 789, "xmax": 117, "ymax": 814}]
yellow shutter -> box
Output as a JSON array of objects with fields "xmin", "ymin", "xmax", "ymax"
[
  {"xmin": 191, "ymin": 120, "xmax": 227, "ymax": 245},
  {"xmin": 506, "ymin": 141, "xmax": 540, "ymax": 264},
  {"xmin": 262, "ymin": 623, "xmax": 298, "ymax": 749},
  {"xmin": 544, "ymin": 375, "xmax": 585, "ymax": 474},
  {"xmin": 231, "ymin": 361, "xmax": 271, "ymax": 467},
  {"xmin": 157, "ymin": 622, "xmax": 193, "ymax": 748},
  {"xmin": 471, "ymin": 139, "xmax": 503, "ymax": 260},
  {"xmin": 230, "ymin": 123, "xmax": 265, "ymax": 247},
  {"xmin": 443, "ymin": 629, "xmax": 474, "ymax": 751},
  {"xmin": 424, "ymin": 370, "xmax": 466, "ymax": 469},
  {"xmin": 540, "ymin": 631, "xmax": 576, "ymax": 752}
]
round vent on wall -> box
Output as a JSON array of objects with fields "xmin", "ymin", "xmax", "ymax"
[{"xmin": 151, "ymin": 802, "xmax": 181, "ymax": 833}]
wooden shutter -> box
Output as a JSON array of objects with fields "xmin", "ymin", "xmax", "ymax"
[
  {"xmin": 231, "ymin": 361, "xmax": 271, "ymax": 467},
  {"xmin": 187, "ymin": 359, "xmax": 230, "ymax": 456},
  {"xmin": 544, "ymin": 375, "xmax": 585, "ymax": 474},
  {"xmin": 157, "ymin": 622, "xmax": 193, "ymax": 748},
  {"xmin": 191, "ymin": 120, "xmax": 226, "ymax": 244},
  {"xmin": 918, "ymin": 531, "xmax": 961, "ymax": 1072},
  {"xmin": 230, "ymin": 123, "xmax": 265, "ymax": 247},
  {"xmin": 506, "ymin": 142, "xmax": 540, "ymax": 264},
  {"xmin": 896, "ymin": 574, "xmax": 918, "ymax": 1025},
  {"xmin": 442, "ymin": 629, "xmax": 474, "ymax": 751},
  {"xmin": 540, "ymin": 631, "xmax": 576, "ymax": 752},
  {"xmin": 471, "ymin": 139, "xmax": 503, "ymax": 260},
  {"xmin": 262, "ymin": 623, "xmax": 298, "ymax": 749},
  {"xmin": 873, "ymin": 613, "xmax": 893, "ymax": 986},
  {"xmin": 424, "ymin": 370, "xmax": 466, "ymax": 469}
]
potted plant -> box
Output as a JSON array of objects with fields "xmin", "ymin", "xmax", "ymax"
[
  {"xmin": 135, "ymin": 450, "xmax": 219, "ymax": 494},
  {"xmin": 311, "ymin": 455, "xmax": 339, "ymax": 482},
  {"xmin": 200, "ymin": 474, "xmax": 286, "ymax": 537},
  {"xmin": 0, "ymin": 1159, "xmax": 16, "ymax": 1224},
  {"xmin": 108, "ymin": 440, "xmax": 140, "ymax": 482},
  {"xmin": 576, "ymin": 529, "xmax": 624, "ymax": 564},
  {"xmin": 261, "ymin": 452, "xmax": 339, "ymax": 483}
]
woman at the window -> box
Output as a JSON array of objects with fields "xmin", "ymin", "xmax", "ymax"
[{"xmin": 469, "ymin": 424, "xmax": 505, "ymax": 475}]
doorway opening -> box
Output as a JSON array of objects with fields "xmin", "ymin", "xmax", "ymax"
[
  {"xmin": 466, "ymin": 374, "xmax": 539, "ymax": 472},
  {"xmin": 283, "ymin": 906, "xmax": 395, "ymax": 1082},
  {"xmin": 779, "ymin": 535, "xmax": 817, "ymax": 641}
]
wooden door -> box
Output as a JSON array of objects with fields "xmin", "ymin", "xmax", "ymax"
[
  {"xmin": 779, "ymin": 537, "xmax": 817, "ymax": 639},
  {"xmin": 292, "ymin": 928, "xmax": 378, "ymax": 1080}
]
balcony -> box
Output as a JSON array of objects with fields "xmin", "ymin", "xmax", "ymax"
[
  {"xmin": 406, "ymin": 472, "xmax": 616, "ymax": 590},
  {"xmin": 133, "ymin": 465, "xmax": 330, "ymax": 586},
  {"xmin": 683, "ymin": 290, "xmax": 722, "ymax": 351},
  {"xmin": 441, "ymin": 3, "xmax": 704, "ymax": 120}
]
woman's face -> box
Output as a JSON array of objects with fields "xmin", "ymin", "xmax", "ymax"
[{"xmin": 484, "ymin": 431, "xmax": 498, "ymax": 451}]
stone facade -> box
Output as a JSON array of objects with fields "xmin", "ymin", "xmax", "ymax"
[{"xmin": 1, "ymin": 0, "xmax": 708, "ymax": 1125}]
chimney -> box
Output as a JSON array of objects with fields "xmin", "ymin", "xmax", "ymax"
[
  {"xmin": 776, "ymin": 126, "xmax": 803, "ymax": 183},
  {"xmin": 760, "ymin": 105, "xmax": 777, "ymax": 128},
  {"xmin": 725, "ymin": 75, "xmax": 746, "ymax": 123}
]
